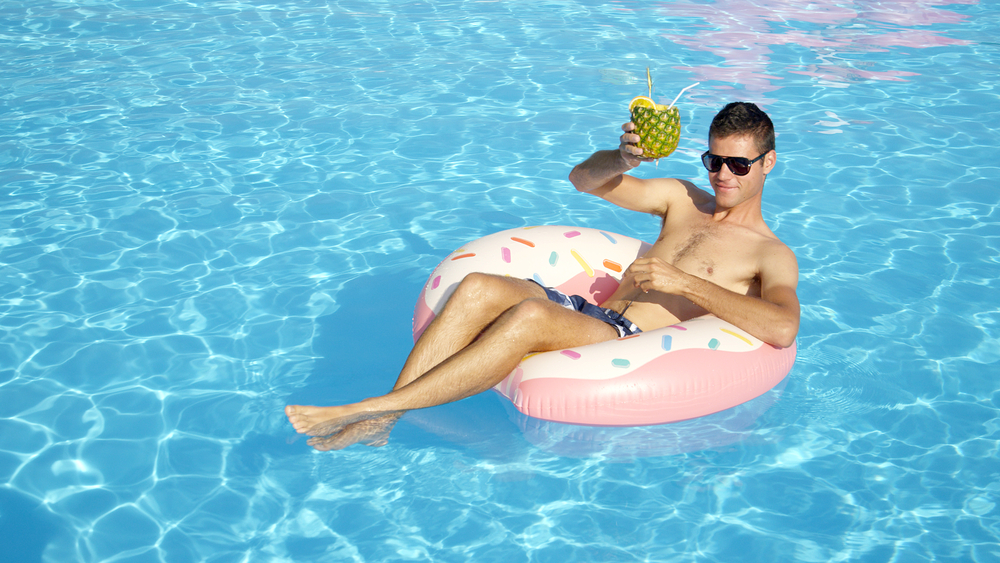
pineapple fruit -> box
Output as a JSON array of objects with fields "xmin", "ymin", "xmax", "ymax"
[{"xmin": 628, "ymin": 96, "xmax": 680, "ymax": 160}]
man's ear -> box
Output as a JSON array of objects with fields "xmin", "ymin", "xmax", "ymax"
[{"xmin": 763, "ymin": 150, "xmax": 777, "ymax": 175}]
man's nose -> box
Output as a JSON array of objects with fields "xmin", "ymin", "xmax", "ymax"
[{"xmin": 715, "ymin": 162, "xmax": 734, "ymax": 180}]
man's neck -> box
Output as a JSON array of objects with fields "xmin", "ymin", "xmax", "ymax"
[{"xmin": 709, "ymin": 196, "xmax": 766, "ymax": 226}]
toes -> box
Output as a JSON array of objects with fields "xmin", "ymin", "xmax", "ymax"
[
  {"xmin": 365, "ymin": 437, "xmax": 389, "ymax": 447},
  {"xmin": 289, "ymin": 416, "xmax": 314, "ymax": 435},
  {"xmin": 306, "ymin": 436, "xmax": 334, "ymax": 451},
  {"xmin": 285, "ymin": 405, "xmax": 311, "ymax": 431},
  {"xmin": 307, "ymin": 435, "xmax": 350, "ymax": 452}
]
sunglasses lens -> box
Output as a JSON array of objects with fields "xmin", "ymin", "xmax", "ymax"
[
  {"xmin": 702, "ymin": 154, "xmax": 723, "ymax": 172},
  {"xmin": 729, "ymin": 159, "xmax": 751, "ymax": 175}
]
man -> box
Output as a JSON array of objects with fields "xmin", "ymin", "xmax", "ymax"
[{"xmin": 286, "ymin": 102, "xmax": 800, "ymax": 451}]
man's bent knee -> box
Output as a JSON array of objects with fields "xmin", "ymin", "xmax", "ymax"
[
  {"xmin": 456, "ymin": 272, "xmax": 501, "ymax": 295},
  {"xmin": 497, "ymin": 298, "xmax": 616, "ymax": 349},
  {"xmin": 506, "ymin": 297, "xmax": 553, "ymax": 322},
  {"xmin": 451, "ymin": 273, "xmax": 543, "ymax": 306},
  {"xmin": 499, "ymin": 298, "xmax": 569, "ymax": 339},
  {"xmin": 447, "ymin": 273, "xmax": 504, "ymax": 307}
]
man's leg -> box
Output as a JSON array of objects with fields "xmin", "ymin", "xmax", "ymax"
[
  {"xmin": 391, "ymin": 273, "xmax": 548, "ymax": 391},
  {"xmin": 287, "ymin": 274, "xmax": 551, "ymax": 443},
  {"xmin": 287, "ymin": 289, "xmax": 619, "ymax": 450}
]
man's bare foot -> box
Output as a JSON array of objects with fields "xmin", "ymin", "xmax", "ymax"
[
  {"xmin": 286, "ymin": 404, "xmax": 404, "ymax": 450},
  {"xmin": 306, "ymin": 412, "xmax": 403, "ymax": 451},
  {"xmin": 285, "ymin": 404, "xmax": 371, "ymax": 436}
]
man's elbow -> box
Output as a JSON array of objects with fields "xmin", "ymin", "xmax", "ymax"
[
  {"xmin": 771, "ymin": 318, "xmax": 799, "ymax": 349},
  {"xmin": 568, "ymin": 166, "xmax": 590, "ymax": 193}
]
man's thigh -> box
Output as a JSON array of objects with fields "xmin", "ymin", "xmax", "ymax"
[
  {"xmin": 454, "ymin": 273, "xmax": 548, "ymax": 308},
  {"xmin": 519, "ymin": 298, "xmax": 621, "ymax": 352}
]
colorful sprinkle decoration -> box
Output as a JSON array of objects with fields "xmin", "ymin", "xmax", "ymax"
[
  {"xmin": 720, "ymin": 328, "xmax": 752, "ymax": 346},
  {"xmin": 570, "ymin": 249, "xmax": 594, "ymax": 277}
]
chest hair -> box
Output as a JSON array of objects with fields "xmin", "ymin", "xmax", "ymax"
[{"xmin": 670, "ymin": 228, "xmax": 713, "ymax": 264}]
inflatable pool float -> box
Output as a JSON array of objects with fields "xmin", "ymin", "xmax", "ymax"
[{"xmin": 412, "ymin": 226, "xmax": 796, "ymax": 427}]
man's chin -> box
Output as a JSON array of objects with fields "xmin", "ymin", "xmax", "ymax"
[{"xmin": 713, "ymin": 187, "xmax": 740, "ymax": 203}]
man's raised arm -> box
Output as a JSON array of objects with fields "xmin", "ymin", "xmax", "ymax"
[
  {"xmin": 569, "ymin": 124, "xmax": 682, "ymax": 217},
  {"xmin": 569, "ymin": 149, "xmax": 637, "ymax": 194}
]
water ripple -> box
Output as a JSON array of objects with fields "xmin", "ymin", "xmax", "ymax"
[{"xmin": 0, "ymin": 0, "xmax": 998, "ymax": 561}]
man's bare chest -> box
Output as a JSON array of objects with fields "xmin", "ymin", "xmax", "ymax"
[{"xmin": 650, "ymin": 225, "xmax": 761, "ymax": 293}]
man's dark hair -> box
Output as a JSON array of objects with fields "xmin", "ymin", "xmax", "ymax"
[{"xmin": 709, "ymin": 102, "xmax": 775, "ymax": 155}]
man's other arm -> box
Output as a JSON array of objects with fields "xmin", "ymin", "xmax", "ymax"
[{"xmin": 628, "ymin": 243, "xmax": 800, "ymax": 347}]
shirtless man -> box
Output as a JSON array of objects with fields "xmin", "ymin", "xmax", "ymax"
[{"xmin": 286, "ymin": 102, "xmax": 800, "ymax": 451}]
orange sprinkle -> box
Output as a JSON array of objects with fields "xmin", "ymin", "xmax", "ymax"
[
  {"xmin": 451, "ymin": 253, "xmax": 476, "ymax": 261},
  {"xmin": 510, "ymin": 237, "xmax": 535, "ymax": 247},
  {"xmin": 602, "ymin": 259, "xmax": 622, "ymax": 273}
]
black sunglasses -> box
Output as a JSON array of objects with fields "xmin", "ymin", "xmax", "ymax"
[{"xmin": 701, "ymin": 151, "xmax": 768, "ymax": 176}]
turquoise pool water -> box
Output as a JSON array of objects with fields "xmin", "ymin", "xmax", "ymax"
[{"xmin": 2, "ymin": 0, "xmax": 998, "ymax": 561}]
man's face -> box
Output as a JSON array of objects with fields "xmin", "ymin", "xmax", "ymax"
[{"xmin": 706, "ymin": 134, "xmax": 775, "ymax": 210}]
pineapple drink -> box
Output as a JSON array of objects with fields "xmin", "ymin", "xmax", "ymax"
[
  {"xmin": 629, "ymin": 97, "xmax": 681, "ymax": 159},
  {"xmin": 628, "ymin": 70, "xmax": 697, "ymax": 160}
]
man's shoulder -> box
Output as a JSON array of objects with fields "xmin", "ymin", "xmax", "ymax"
[
  {"xmin": 718, "ymin": 219, "xmax": 797, "ymax": 269},
  {"xmin": 762, "ymin": 233, "xmax": 796, "ymax": 257},
  {"xmin": 736, "ymin": 222, "xmax": 792, "ymax": 253},
  {"xmin": 755, "ymin": 233, "xmax": 799, "ymax": 277}
]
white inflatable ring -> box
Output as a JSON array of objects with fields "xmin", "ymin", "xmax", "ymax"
[{"xmin": 412, "ymin": 226, "xmax": 796, "ymax": 426}]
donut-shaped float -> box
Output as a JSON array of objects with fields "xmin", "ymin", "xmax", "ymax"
[{"xmin": 412, "ymin": 226, "xmax": 796, "ymax": 426}]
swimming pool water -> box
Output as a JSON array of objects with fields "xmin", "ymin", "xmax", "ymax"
[{"xmin": 1, "ymin": 0, "xmax": 998, "ymax": 561}]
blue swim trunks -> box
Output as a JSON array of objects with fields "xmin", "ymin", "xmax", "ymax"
[{"xmin": 535, "ymin": 283, "xmax": 641, "ymax": 338}]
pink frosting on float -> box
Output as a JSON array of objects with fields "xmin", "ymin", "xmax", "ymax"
[
  {"xmin": 413, "ymin": 286, "xmax": 434, "ymax": 340},
  {"xmin": 549, "ymin": 270, "xmax": 620, "ymax": 306},
  {"xmin": 496, "ymin": 342, "xmax": 795, "ymax": 426}
]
